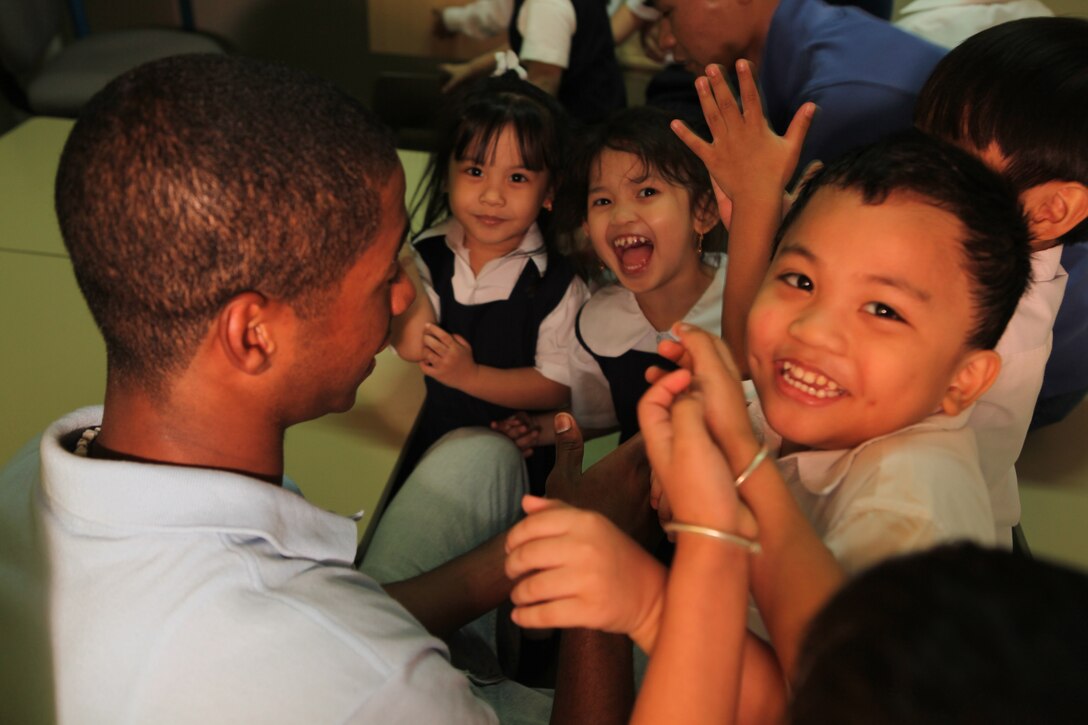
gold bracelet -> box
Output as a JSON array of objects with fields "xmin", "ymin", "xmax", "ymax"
[
  {"xmin": 734, "ymin": 443, "xmax": 770, "ymax": 487},
  {"xmin": 662, "ymin": 522, "xmax": 761, "ymax": 554}
]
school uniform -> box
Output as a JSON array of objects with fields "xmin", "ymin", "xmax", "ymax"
[
  {"xmin": 442, "ymin": 0, "xmax": 625, "ymax": 124},
  {"xmin": 570, "ymin": 256, "xmax": 725, "ymax": 442},
  {"xmin": 395, "ymin": 219, "xmax": 588, "ymax": 494},
  {"xmin": 969, "ymin": 245, "xmax": 1066, "ymax": 545}
]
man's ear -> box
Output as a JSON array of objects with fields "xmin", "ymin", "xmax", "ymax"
[
  {"xmin": 941, "ymin": 349, "xmax": 1001, "ymax": 416},
  {"xmin": 218, "ymin": 292, "xmax": 279, "ymax": 375},
  {"xmin": 1021, "ymin": 181, "xmax": 1088, "ymax": 246}
]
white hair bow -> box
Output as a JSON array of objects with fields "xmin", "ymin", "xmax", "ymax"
[{"xmin": 492, "ymin": 49, "xmax": 528, "ymax": 80}]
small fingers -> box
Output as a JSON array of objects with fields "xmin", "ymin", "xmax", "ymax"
[
  {"xmin": 705, "ymin": 63, "xmax": 742, "ymax": 125},
  {"xmin": 511, "ymin": 597, "xmax": 597, "ymax": 631},
  {"xmin": 671, "ymin": 118, "xmax": 710, "ymax": 159},
  {"xmin": 733, "ymin": 59, "xmax": 764, "ymax": 123}
]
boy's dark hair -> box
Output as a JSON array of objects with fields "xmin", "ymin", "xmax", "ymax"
[
  {"xmin": 55, "ymin": 54, "xmax": 398, "ymax": 395},
  {"xmin": 915, "ymin": 17, "xmax": 1088, "ymax": 242},
  {"xmin": 778, "ymin": 131, "xmax": 1030, "ymax": 350},
  {"xmin": 413, "ymin": 72, "xmax": 569, "ymax": 239},
  {"xmin": 791, "ymin": 544, "xmax": 1088, "ymax": 724},
  {"xmin": 558, "ymin": 105, "xmax": 721, "ymax": 247}
]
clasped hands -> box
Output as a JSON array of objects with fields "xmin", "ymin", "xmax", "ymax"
[{"xmin": 504, "ymin": 325, "xmax": 762, "ymax": 652}]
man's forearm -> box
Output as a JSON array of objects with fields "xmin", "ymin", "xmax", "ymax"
[
  {"xmin": 382, "ymin": 533, "xmax": 511, "ymax": 638},
  {"xmin": 550, "ymin": 629, "xmax": 633, "ymax": 725}
]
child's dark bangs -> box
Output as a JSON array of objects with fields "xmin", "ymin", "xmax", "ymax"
[
  {"xmin": 452, "ymin": 111, "xmax": 548, "ymax": 172},
  {"xmin": 453, "ymin": 115, "xmax": 506, "ymax": 167},
  {"xmin": 603, "ymin": 134, "xmax": 695, "ymax": 192}
]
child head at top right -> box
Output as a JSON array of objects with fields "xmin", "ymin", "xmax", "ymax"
[
  {"xmin": 414, "ymin": 73, "xmax": 568, "ymax": 253},
  {"xmin": 915, "ymin": 17, "xmax": 1088, "ymax": 247},
  {"xmin": 747, "ymin": 132, "xmax": 1031, "ymax": 451}
]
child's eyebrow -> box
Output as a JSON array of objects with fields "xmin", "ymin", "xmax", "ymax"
[
  {"xmin": 863, "ymin": 274, "xmax": 933, "ymax": 303},
  {"xmin": 778, "ymin": 242, "xmax": 932, "ymax": 303}
]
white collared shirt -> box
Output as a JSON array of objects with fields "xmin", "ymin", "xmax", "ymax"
[
  {"xmin": 896, "ymin": 0, "xmax": 1053, "ymax": 48},
  {"xmin": 571, "ymin": 255, "xmax": 726, "ymax": 429},
  {"xmin": 752, "ymin": 399, "xmax": 996, "ymax": 575},
  {"xmin": 5, "ymin": 407, "xmax": 497, "ymax": 724},
  {"xmin": 969, "ymin": 245, "xmax": 1067, "ymax": 545},
  {"xmin": 413, "ymin": 219, "xmax": 589, "ymax": 386}
]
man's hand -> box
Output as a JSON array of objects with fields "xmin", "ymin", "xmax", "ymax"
[
  {"xmin": 420, "ymin": 323, "xmax": 478, "ymax": 389},
  {"xmin": 546, "ymin": 413, "xmax": 656, "ymax": 545},
  {"xmin": 505, "ymin": 496, "xmax": 666, "ymax": 652}
]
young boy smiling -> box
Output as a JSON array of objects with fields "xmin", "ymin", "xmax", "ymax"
[{"xmin": 743, "ymin": 133, "xmax": 1031, "ymax": 573}]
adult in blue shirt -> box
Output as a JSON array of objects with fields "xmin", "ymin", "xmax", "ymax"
[{"xmin": 652, "ymin": 0, "xmax": 945, "ymax": 170}]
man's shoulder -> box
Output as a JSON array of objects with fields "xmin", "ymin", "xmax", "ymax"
[{"xmin": 128, "ymin": 576, "xmax": 495, "ymax": 721}]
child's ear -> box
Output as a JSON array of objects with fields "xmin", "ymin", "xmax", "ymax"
[
  {"xmin": 1021, "ymin": 181, "xmax": 1088, "ymax": 246},
  {"xmin": 941, "ymin": 349, "xmax": 1001, "ymax": 416},
  {"xmin": 693, "ymin": 192, "xmax": 722, "ymax": 235}
]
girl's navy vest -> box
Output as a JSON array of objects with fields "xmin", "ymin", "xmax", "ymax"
[
  {"xmin": 390, "ymin": 236, "xmax": 575, "ymax": 498},
  {"xmin": 574, "ymin": 306, "xmax": 678, "ymax": 443},
  {"xmin": 508, "ymin": 0, "xmax": 626, "ymax": 124}
]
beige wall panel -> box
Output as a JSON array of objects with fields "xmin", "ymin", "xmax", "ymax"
[{"xmin": 369, "ymin": 0, "xmax": 504, "ymax": 58}]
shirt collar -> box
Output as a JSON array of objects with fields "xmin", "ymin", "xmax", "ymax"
[
  {"xmin": 39, "ymin": 407, "xmax": 359, "ymax": 565},
  {"xmin": 414, "ymin": 218, "xmax": 548, "ymax": 274},
  {"xmin": 1033, "ymin": 244, "xmax": 1064, "ymax": 284},
  {"xmin": 750, "ymin": 397, "xmax": 975, "ymax": 496},
  {"xmin": 579, "ymin": 254, "xmax": 725, "ymax": 356}
]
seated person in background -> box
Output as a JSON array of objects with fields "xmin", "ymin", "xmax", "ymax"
[
  {"xmin": 896, "ymin": 0, "xmax": 1054, "ymax": 49},
  {"xmin": 640, "ymin": 0, "xmax": 946, "ymax": 170},
  {"xmin": 434, "ymin": 0, "xmax": 626, "ymax": 124},
  {"xmin": 390, "ymin": 74, "xmax": 588, "ymax": 495},
  {"xmin": 0, "ymin": 54, "xmax": 640, "ymax": 723},
  {"xmin": 913, "ymin": 18, "xmax": 1088, "ymax": 539}
]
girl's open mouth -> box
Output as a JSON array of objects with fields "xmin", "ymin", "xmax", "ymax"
[{"xmin": 612, "ymin": 235, "xmax": 654, "ymax": 274}]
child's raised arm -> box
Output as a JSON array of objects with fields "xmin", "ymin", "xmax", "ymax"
[
  {"xmin": 389, "ymin": 254, "xmax": 437, "ymax": 362},
  {"xmin": 656, "ymin": 325, "xmax": 843, "ymax": 681},
  {"xmin": 672, "ymin": 60, "xmax": 813, "ymax": 376}
]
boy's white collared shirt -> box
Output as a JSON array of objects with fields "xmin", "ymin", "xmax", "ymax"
[
  {"xmin": 969, "ymin": 244, "xmax": 1066, "ymax": 545},
  {"xmin": 412, "ymin": 219, "xmax": 589, "ymax": 387},
  {"xmin": 750, "ymin": 398, "xmax": 996, "ymax": 576}
]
